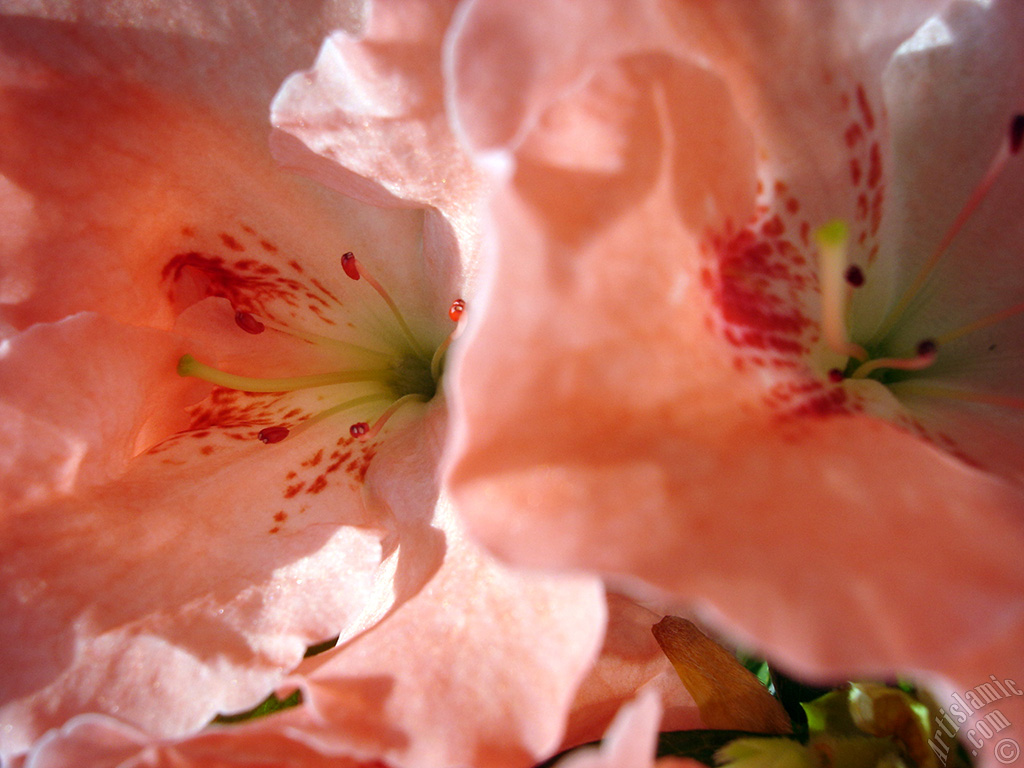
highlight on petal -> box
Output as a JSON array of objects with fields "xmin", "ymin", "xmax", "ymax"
[{"xmin": 0, "ymin": 313, "xmax": 193, "ymax": 511}]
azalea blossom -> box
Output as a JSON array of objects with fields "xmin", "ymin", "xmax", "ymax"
[
  {"xmin": 0, "ymin": 1, "xmax": 635, "ymax": 764},
  {"xmin": 444, "ymin": 0, "xmax": 1024, "ymax": 764}
]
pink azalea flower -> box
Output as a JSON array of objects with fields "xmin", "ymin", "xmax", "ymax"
[
  {"xmin": 444, "ymin": 0, "xmax": 1024, "ymax": 764},
  {"xmin": 1, "ymin": 1, "xmax": 644, "ymax": 764}
]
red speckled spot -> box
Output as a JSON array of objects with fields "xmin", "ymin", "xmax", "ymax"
[
  {"xmin": 850, "ymin": 158, "xmax": 862, "ymax": 185},
  {"xmin": 867, "ymin": 142, "xmax": 883, "ymax": 189},
  {"xmin": 844, "ymin": 122, "xmax": 864, "ymax": 149},
  {"xmin": 220, "ymin": 233, "xmax": 245, "ymax": 252},
  {"xmin": 855, "ymin": 84, "xmax": 875, "ymax": 130}
]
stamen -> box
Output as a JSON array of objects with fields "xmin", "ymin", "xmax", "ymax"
[
  {"xmin": 235, "ymin": 311, "xmax": 266, "ymax": 335},
  {"xmin": 849, "ymin": 339, "xmax": 937, "ymax": 379},
  {"xmin": 254, "ymin": 314, "xmax": 393, "ymax": 362},
  {"xmin": 350, "ymin": 394, "xmax": 428, "ymax": 441},
  {"xmin": 935, "ymin": 301, "xmax": 1024, "ymax": 346},
  {"xmin": 816, "ymin": 220, "xmax": 869, "ymax": 362},
  {"xmin": 1011, "ymin": 114, "xmax": 1024, "ymax": 154},
  {"xmin": 257, "ymin": 426, "xmax": 289, "ymax": 444},
  {"xmin": 340, "ymin": 252, "xmax": 428, "ymax": 360},
  {"xmin": 828, "ymin": 368, "xmax": 845, "ymax": 383},
  {"xmin": 844, "ymin": 265, "xmax": 865, "ymax": 288},
  {"xmin": 341, "ymin": 251, "xmax": 361, "ymax": 281},
  {"xmin": 875, "ymin": 114, "xmax": 1023, "ymax": 339},
  {"xmin": 892, "ymin": 383, "xmax": 1024, "ymax": 410},
  {"xmin": 449, "ymin": 298, "xmax": 466, "ymax": 322},
  {"xmin": 430, "ymin": 299, "xmax": 467, "ymax": 381},
  {"xmin": 258, "ymin": 393, "xmax": 390, "ymax": 445},
  {"xmin": 177, "ymin": 354, "xmax": 392, "ymax": 392}
]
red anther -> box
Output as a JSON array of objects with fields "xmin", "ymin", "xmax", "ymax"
[
  {"xmin": 449, "ymin": 298, "xmax": 466, "ymax": 322},
  {"xmin": 828, "ymin": 368, "xmax": 845, "ymax": 383},
  {"xmin": 341, "ymin": 251, "xmax": 361, "ymax": 281},
  {"xmin": 257, "ymin": 426, "xmax": 290, "ymax": 444},
  {"xmin": 1011, "ymin": 114, "xmax": 1024, "ymax": 155},
  {"xmin": 349, "ymin": 422, "xmax": 369, "ymax": 439},
  {"xmin": 234, "ymin": 310, "xmax": 265, "ymax": 335},
  {"xmin": 916, "ymin": 338, "xmax": 938, "ymax": 358},
  {"xmin": 844, "ymin": 265, "xmax": 865, "ymax": 288}
]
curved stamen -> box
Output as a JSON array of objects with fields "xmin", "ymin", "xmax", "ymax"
[
  {"xmin": 875, "ymin": 114, "xmax": 1024, "ymax": 340},
  {"xmin": 341, "ymin": 252, "xmax": 429, "ymax": 360},
  {"xmin": 816, "ymin": 220, "xmax": 869, "ymax": 361},
  {"xmin": 350, "ymin": 393, "xmax": 429, "ymax": 441},
  {"xmin": 177, "ymin": 354, "xmax": 393, "ymax": 392},
  {"xmin": 892, "ymin": 383, "xmax": 1024, "ymax": 410},
  {"xmin": 430, "ymin": 298, "xmax": 467, "ymax": 382},
  {"xmin": 849, "ymin": 339, "xmax": 937, "ymax": 379},
  {"xmin": 935, "ymin": 301, "xmax": 1024, "ymax": 347},
  {"xmin": 262, "ymin": 393, "xmax": 392, "ymax": 445},
  {"xmin": 235, "ymin": 311, "xmax": 266, "ymax": 335}
]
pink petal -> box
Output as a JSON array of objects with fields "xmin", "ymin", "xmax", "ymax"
[
  {"xmin": 0, "ymin": 414, "xmax": 398, "ymax": 758},
  {"xmin": 282, "ymin": 501, "xmax": 606, "ymax": 768},
  {"xmin": 0, "ymin": 313, "xmax": 192, "ymax": 511}
]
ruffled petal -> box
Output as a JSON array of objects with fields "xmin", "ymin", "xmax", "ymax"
[
  {"xmin": 25, "ymin": 711, "xmax": 367, "ymax": 768},
  {"xmin": 282, "ymin": 501, "xmax": 606, "ymax": 768},
  {"xmin": 271, "ymin": 0, "xmax": 485, "ymax": 295},
  {"xmin": 1, "ymin": 309, "xmax": 448, "ymax": 760},
  {"xmin": 558, "ymin": 692, "xmax": 704, "ymax": 768},
  {"xmin": 0, "ymin": 1, "xmax": 404, "ymax": 330},
  {"xmin": 0, "ymin": 410, "xmax": 400, "ymax": 758},
  {"xmin": 0, "ymin": 313, "xmax": 192, "ymax": 511}
]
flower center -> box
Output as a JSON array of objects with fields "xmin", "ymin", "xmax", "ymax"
[
  {"xmin": 816, "ymin": 114, "xmax": 1024, "ymax": 403},
  {"xmin": 177, "ymin": 251, "xmax": 464, "ymax": 444}
]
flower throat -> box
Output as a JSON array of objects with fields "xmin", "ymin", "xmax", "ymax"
[{"xmin": 177, "ymin": 251, "xmax": 464, "ymax": 444}]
